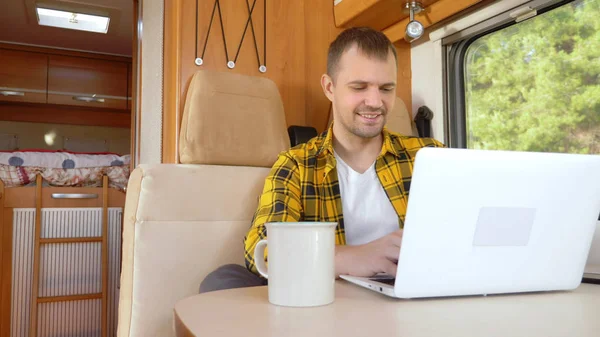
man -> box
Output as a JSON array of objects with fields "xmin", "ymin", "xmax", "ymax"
[{"xmin": 200, "ymin": 27, "xmax": 444, "ymax": 293}]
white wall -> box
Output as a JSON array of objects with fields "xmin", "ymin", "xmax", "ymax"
[
  {"xmin": 411, "ymin": 39, "xmax": 445, "ymax": 143},
  {"xmin": 138, "ymin": 0, "xmax": 163, "ymax": 165}
]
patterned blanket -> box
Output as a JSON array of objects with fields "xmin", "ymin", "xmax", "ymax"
[{"xmin": 0, "ymin": 152, "xmax": 131, "ymax": 191}]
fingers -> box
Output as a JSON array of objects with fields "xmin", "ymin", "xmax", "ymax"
[
  {"xmin": 381, "ymin": 259, "xmax": 398, "ymax": 277},
  {"xmin": 387, "ymin": 230, "xmax": 403, "ymax": 248},
  {"xmin": 384, "ymin": 245, "xmax": 400, "ymax": 262}
]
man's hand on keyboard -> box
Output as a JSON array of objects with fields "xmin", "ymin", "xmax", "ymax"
[{"xmin": 335, "ymin": 230, "xmax": 403, "ymax": 277}]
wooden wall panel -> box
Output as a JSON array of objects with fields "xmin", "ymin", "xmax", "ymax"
[
  {"xmin": 304, "ymin": 2, "xmax": 412, "ymax": 132},
  {"xmin": 164, "ymin": 0, "xmax": 307, "ymax": 162},
  {"xmin": 304, "ymin": 0, "xmax": 343, "ymax": 133},
  {"xmin": 163, "ymin": 0, "xmax": 413, "ymax": 162},
  {"xmin": 163, "ymin": 0, "xmax": 181, "ymax": 164},
  {"xmin": 395, "ymin": 41, "xmax": 412, "ymax": 118},
  {"xmin": 181, "ymin": 0, "xmax": 306, "ymax": 126}
]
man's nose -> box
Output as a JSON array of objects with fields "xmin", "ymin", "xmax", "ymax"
[{"xmin": 364, "ymin": 88, "xmax": 383, "ymax": 109}]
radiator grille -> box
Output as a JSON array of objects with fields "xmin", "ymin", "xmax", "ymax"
[
  {"xmin": 37, "ymin": 300, "xmax": 101, "ymax": 337},
  {"xmin": 11, "ymin": 208, "xmax": 122, "ymax": 337},
  {"xmin": 39, "ymin": 243, "xmax": 102, "ymax": 297}
]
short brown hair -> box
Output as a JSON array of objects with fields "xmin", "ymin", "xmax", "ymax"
[{"xmin": 327, "ymin": 27, "xmax": 398, "ymax": 81}]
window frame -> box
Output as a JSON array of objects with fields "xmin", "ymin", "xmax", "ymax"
[{"xmin": 443, "ymin": 0, "xmax": 572, "ymax": 148}]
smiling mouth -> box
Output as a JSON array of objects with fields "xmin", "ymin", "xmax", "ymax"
[
  {"xmin": 356, "ymin": 112, "xmax": 384, "ymax": 121},
  {"xmin": 358, "ymin": 114, "xmax": 381, "ymax": 119}
]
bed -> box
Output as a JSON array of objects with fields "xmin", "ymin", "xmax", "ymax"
[{"xmin": 0, "ymin": 150, "xmax": 130, "ymax": 337}]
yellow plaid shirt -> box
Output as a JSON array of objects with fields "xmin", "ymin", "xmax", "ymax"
[{"xmin": 244, "ymin": 124, "xmax": 445, "ymax": 274}]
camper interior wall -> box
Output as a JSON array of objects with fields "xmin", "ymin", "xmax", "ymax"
[
  {"xmin": 139, "ymin": 0, "xmax": 163, "ymax": 165},
  {"xmin": 161, "ymin": 1, "xmax": 413, "ymax": 163},
  {"xmin": 411, "ymin": 39, "xmax": 445, "ymax": 143}
]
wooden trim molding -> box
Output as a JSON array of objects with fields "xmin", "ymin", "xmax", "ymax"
[
  {"xmin": 0, "ymin": 102, "xmax": 130, "ymax": 128},
  {"xmin": 0, "ymin": 179, "xmax": 7, "ymax": 337},
  {"xmin": 39, "ymin": 237, "xmax": 103, "ymax": 244},
  {"xmin": 132, "ymin": 0, "xmax": 142, "ymax": 168},
  {"xmin": 383, "ymin": 0, "xmax": 484, "ymax": 43},
  {"xmin": 0, "ymin": 208, "xmax": 11, "ymax": 337},
  {"xmin": 334, "ymin": 0, "xmax": 381, "ymax": 27},
  {"xmin": 162, "ymin": 0, "xmax": 183, "ymax": 164},
  {"xmin": 37, "ymin": 293, "xmax": 102, "ymax": 304},
  {"xmin": 29, "ymin": 176, "xmax": 43, "ymax": 337},
  {"xmin": 101, "ymin": 175, "xmax": 109, "ymax": 337},
  {"xmin": 3, "ymin": 186, "xmax": 125, "ymax": 209},
  {"xmin": 0, "ymin": 42, "xmax": 131, "ymax": 63}
]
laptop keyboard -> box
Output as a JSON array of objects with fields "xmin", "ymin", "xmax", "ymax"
[{"xmin": 369, "ymin": 277, "xmax": 396, "ymax": 286}]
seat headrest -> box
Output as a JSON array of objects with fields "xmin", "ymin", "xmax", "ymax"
[
  {"xmin": 327, "ymin": 97, "xmax": 418, "ymax": 137},
  {"xmin": 385, "ymin": 97, "xmax": 419, "ymax": 137},
  {"xmin": 179, "ymin": 70, "xmax": 290, "ymax": 167}
]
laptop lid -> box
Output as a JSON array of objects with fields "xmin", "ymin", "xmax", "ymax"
[{"xmin": 393, "ymin": 147, "xmax": 600, "ymax": 299}]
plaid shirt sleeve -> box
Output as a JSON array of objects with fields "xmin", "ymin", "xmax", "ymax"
[{"xmin": 244, "ymin": 152, "xmax": 303, "ymax": 274}]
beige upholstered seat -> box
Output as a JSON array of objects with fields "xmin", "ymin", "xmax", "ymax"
[{"xmin": 117, "ymin": 70, "xmax": 290, "ymax": 337}]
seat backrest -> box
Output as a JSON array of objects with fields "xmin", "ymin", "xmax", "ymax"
[
  {"xmin": 327, "ymin": 97, "xmax": 419, "ymax": 136},
  {"xmin": 118, "ymin": 70, "xmax": 289, "ymax": 337},
  {"xmin": 386, "ymin": 97, "xmax": 419, "ymax": 136},
  {"xmin": 179, "ymin": 70, "xmax": 290, "ymax": 166}
]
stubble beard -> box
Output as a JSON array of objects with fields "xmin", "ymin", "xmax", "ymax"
[{"xmin": 341, "ymin": 106, "xmax": 387, "ymax": 139}]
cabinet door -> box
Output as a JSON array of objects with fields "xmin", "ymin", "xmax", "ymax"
[
  {"xmin": 0, "ymin": 49, "xmax": 48, "ymax": 104},
  {"xmin": 47, "ymin": 55, "xmax": 129, "ymax": 109}
]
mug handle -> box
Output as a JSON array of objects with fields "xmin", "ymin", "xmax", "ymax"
[{"xmin": 254, "ymin": 240, "xmax": 269, "ymax": 279}]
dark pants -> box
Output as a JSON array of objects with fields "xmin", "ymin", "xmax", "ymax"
[{"xmin": 199, "ymin": 264, "xmax": 268, "ymax": 293}]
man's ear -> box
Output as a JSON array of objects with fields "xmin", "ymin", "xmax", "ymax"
[{"xmin": 321, "ymin": 74, "xmax": 335, "ymax": 102}]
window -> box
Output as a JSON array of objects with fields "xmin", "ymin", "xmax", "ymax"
[
  {"xmin": 445, "ymin": 0, "xmax": 599, "ymax": 220},
  {"xmin": 448, "ymin": 0, "xmax": 599, "ymax": 154}
]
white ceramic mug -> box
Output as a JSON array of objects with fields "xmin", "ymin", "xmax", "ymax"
[{"xmin": 253, "ymin": 221, "xmax": 336, "ymax": 307}]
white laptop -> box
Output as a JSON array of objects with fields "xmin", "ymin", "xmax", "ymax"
[{"xmin": 341, "ymin": 147, "xmax": 600, "ymax": 298}]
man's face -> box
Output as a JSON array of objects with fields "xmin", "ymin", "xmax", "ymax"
[{"xmin": 323, "ymin": 44, "xmax": 397, "ymax": 139}]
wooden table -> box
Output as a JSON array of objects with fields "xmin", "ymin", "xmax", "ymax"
[{"xmin": 174, "ymin": 281, "xmax": 600, "ymax": 337}]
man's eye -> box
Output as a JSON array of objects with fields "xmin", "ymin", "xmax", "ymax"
[
  {"xmin": 381, "ymin": 87, "xmax": 395, "ymax": 92},
  {"xmin": 351, "ymin": 87, "xmax": 366, "ymax": 91}
]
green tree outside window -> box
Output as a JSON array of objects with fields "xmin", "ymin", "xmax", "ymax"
[{"xmin": 465, "ymin": 0, "xmax": 599, "ymax": 154}]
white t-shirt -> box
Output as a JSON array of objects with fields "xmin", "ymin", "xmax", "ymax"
[{"xmin": 334, "ymin": 151, "xmax": 400, "ymax": 246}]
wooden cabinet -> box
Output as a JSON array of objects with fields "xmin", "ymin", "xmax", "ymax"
[
  {"xmin": 48, "ymin": 55, "xmax": 129, "ymax": 110},
  {"xmin": 0, "ymin": 49, "xmax": 48, "ymax": 104},
  {"xmin": 0, "ymin": 45, "xmax": 132, "ymax": 128}
]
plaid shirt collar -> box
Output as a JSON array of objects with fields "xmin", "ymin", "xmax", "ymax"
[{"xmin": 315, "ymin": 121, "xmax": 404, "ymax": 159}]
